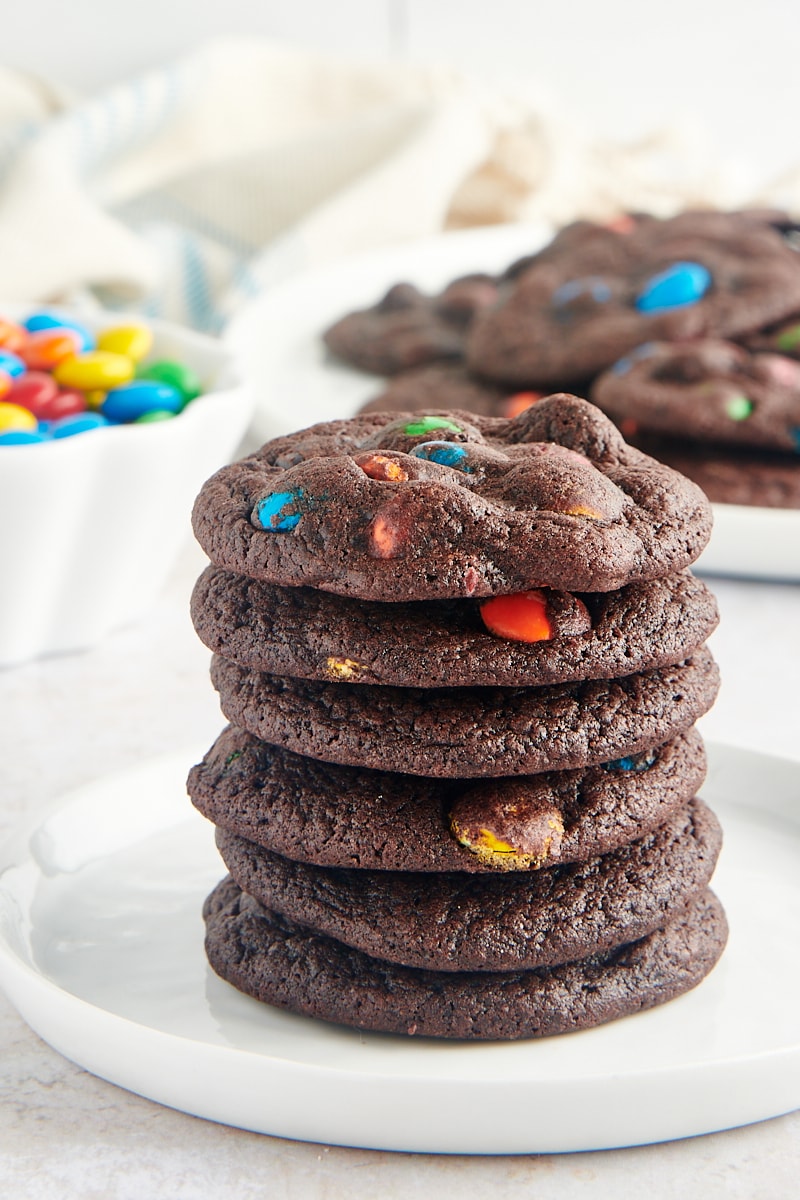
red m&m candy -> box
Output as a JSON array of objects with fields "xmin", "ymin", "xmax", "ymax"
[{"xmin": 479, "ymin": 591, "xmax": 553, "ymax": 642}]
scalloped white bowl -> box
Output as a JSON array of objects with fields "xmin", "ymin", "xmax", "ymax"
[{"xmin": 0, "ymin": 313, "xmax": 253, "ymax": 666}]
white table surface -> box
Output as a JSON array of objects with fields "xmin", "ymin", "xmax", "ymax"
[{"xmin": 0, "ymin": 538, "xmax": 798, "ymax": 1199}]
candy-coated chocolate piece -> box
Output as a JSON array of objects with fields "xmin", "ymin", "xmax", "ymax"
[
  {"xmin": 97, "ymin": 324, "xmax": 153, "ymax": 362},
  {"xmin": 20, "ymin": 328, "xmax": 82, "ymax": 371},
  {"xmin": 0, "ymin": 401, "xmax": 37, "ymax": 433},
  {"xmin": 602, "ymin": 748, "xmax": 658, "ymax": 772},
  {"xmin": 35, "ymin": 390, "xmax": 88, "ymax": 422},
  {"xmin": 0, "ymin": 429, "xmax": 49, "ymax": 444},
  {"xmin": 504, "ymin": 391, "xmax": 541, "ymax": 418},
  {"xmin": 366, "ymin": 494, "xmax": 414, "ymax": 559},
  {"xmin": 0, "ymin": 371, "xmax": 10, "ymax": 400},
  {"xmin": 603, "ymin": 213, "xmax": 636, "ymax": 234},
  {"xmin": 101, "ymin": 380, "xmax": 182, "ymax": 423},
  {"xmin": 354, "ymin": 452, "xmax": 409, "ymax": 481},
  {"xmin": 552, "ymin": 276, "xmax": 612, "ymax": 307},
  {"xmin": 254, "ymin": 489, "xmax": 306, "ymax": 531},
  {"xmin": 54, "ymin": 351, "xmax": 135, "ymax": 392},
  {"xmin": 24, "ymin": 311, "xmax": 94, "ymax": 350},
  {"xmin": 325, "ymin": 657, "xmax": 366, "ymax": 680},
  {"xmin": 84, "ymin": 389, "xmax": 107, "ymax": 410},
  {"xmin": 51, "ymin": 412, "xmax": 110, "ymax": 438},
  {"xmin": 0, "ymin": 319, "xmax": 26, "ymax": 352},
  {"xmin": 635, "ymin": 261, "xmax": 711, "ymax": 313},
  {"xmin": 449, "ymin": 780, "xmax": 566, "ymax": 870},
  {"xmin": 761, "ymin": 354, "xmax": 800, "ymax": 388},
  {"xmin": 410, "ymin": 440, "xmax": 471, "ymax": 470},
  {"xmin": 402, "ymin": 415, "xmax": 463, "ymax": 436},
  {"xmin": 725, "ymin": 394, "xmax": 754, "ymax": 421},
  {"xmin": 6, "ymin": 371, "xmax": 59, "ymax": 417},
  {"xmin": 479, "ymin": 590, "xmax": 552, "ymax": 643},
  {"xmin": 0, "ymin": 349, "xmax": 26, "ymax": 378},
  {"xmin": 564, "ymin": 503, "xmax": 606, "ymax": 519},
  {"xmin": 137, "ymin": 358, "xmax": 202, "ymax": 403},
  {"xmin": 134, "ymin": 410, "xmax": 176, "ymax": 423},
  {"xmin": 776, "ymin": 323, "xmax": 800, "ymax": 353}
]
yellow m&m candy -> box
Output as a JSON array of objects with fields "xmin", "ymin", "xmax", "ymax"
[
  {"xmin": 54, "ymin": 351, "xmax": 135, "ymax": 392},
  {"xmin": 97, "ymin": 324, "xmax": 153, "ymax": 362}
]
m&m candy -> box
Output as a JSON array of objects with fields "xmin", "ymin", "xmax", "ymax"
[{"xmin": 0, "ymin": 312, "xmax": 206, "ymax": 445}]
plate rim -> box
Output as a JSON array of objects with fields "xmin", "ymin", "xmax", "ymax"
[{"xmin": 0, "ymin": 739, "xmax": 798, "ymax": 1153}]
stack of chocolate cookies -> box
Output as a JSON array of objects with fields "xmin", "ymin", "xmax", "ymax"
[
  {"xmin": 329, "ymin": 209, "xmax": 800, "ymax": 508},
  {"xmin": 188, "ymin": 396, "xmax": 727, "ymax": 1040}
]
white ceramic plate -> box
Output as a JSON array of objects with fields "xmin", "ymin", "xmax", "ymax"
[
  {"xmin": 223, "ymin": 224, "xmax": 800, "ymax": 581},
  {"xmin": 0, "ymin": 743, "xmax": 798, "ymax": 1154}
]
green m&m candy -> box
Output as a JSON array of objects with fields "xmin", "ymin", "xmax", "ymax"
[{"xmin": 137, "ymin": 359, "xmax": 202, "ymax": 406}]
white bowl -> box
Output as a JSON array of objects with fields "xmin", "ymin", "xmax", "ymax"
[{"xmin": 0, "ymin": 313, "xmax": 253, "ymax": 666}]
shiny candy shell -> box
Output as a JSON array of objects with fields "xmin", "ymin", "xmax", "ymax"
[
  {"xmin": 479, "ymin": 591, "xmax": 553, "ymax": 643},
  {"xmin": 254, "ymin": 489, "xmax": 306, "ymax": 531},
  {"xmin": 137, "ymin": 359, "xmax": 202, "ymax": 404},
  {"xmin": 24, "ymin": 311, "xmax": 94, "ymax": 350},
  {"xmin": 0, "ymin": 429, "xmax": 49, "ymax": 445},
  {"xmin": 51, "ymin": 412, "xmax": 110, "ymax": 438},
  {"xmin": 101, "ymin": 381, "xmax": 182, "ymax": 423},
  {"xmin": 635, "ymin": 261, "xmax": 711, "ymax": 313},
  {"xmin": 21, "ymin": 328, "xmax": 83, "ymax": 371},
  {"xmin": 0, "ymin": 319, "xmax": 27, "ymax": 352},
  {"xmin": 97, "ymin": 324, "xmax": 153, "ymax": 362},
  {"xmin": 410, "ymin": 440, "xmax": 471, "ymax": 470},
  {"xmin": 0, "ymin": 349, "xmax": 26, "ymax": 379},
  {"xmin": 6, "ymin": 371, "xmax": 59, "ymax": 417},
  {"xmin": 0, "ymin": 401, "xmax": 37, "ymax": 434},
  {"xmin": 54, "ymin": 351, "xmax": 135, "ymax": 392}
]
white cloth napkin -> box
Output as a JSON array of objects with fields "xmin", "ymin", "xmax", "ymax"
[{"xmin": 0, "ymin": 37, "xmax": 793, "ymax": 332}]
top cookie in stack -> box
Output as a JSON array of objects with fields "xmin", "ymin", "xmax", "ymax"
[{"xmin": 189, "ymin": 395, "xmax": 726, "ymax": 1040}]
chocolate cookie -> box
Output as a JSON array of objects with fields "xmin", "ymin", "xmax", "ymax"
[
  {"xmin": 203, "ymin": 880, "xmax": 728, "ymax": 1039},
  {"xmin": 215, "ymin": 797, "xmax": 720, "ymax": 972},
  {"xmin": 189, "ymin": 726, "xmax": 707, "ymax": 873},
  {"xmin": 592, "ymin": 339, "xmax": 800, "ymax": 453},
  {"xmin": 358, "ymin": 363, "xmax": 532, "ymax": 419},
  {"xmin": 191, "ymin": 398, "xmax": 712, "ymax": 601},
  {"xmin": 466, "ymin": 209, "xmax": 800, "ymax": 387},
  {"xmin": 210, "ymin": 647, "xmax": 719, "ymax": 777},
  {"xmin": 630, "ymin": 433, "xmax": 800, "ymax": 508},
  {"xmin": 191, "ymin": 567, "xmax": 718, "ymax": 688},
  {"xmin": 323, "ymin": 275, "xmax": 500, "ymax": 375}
]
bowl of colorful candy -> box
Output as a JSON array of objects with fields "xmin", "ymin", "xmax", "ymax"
[{"xmin": 0, "ymin": 307, "xmax": 253, "ymax": 666}]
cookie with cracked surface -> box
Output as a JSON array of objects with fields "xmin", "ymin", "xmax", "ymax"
[
  {"xmin": 215, "ymin": 797, "xmax": 721, "ymax": 972},
  {"xmin": 592, "ymin": 338, "xmax": 800, "ymax": 453},
  {"xmin": 189, "ymin": 726, "xmax": 707, "ymax": 873},
  {"xmin": 191, "ymin": 567, "xmax": 718, "ymax": 688},
  {"xmin": 323, "ymin": 275, "xmax": 501, "ymax": 376},
  {"xmin": 210, "ymin": 646, "xmax": 719, "ymax": 778},
  {"xmin": 191, "ymin": 397, "xmax": 712, "ymax": 601},
  {"xmin": 466, "ymin": 209, "xmax": 800, "ymax": 387},
  {"xmin": 203, "ymin": 880, "xmax": 727, "ymax": 1039}
]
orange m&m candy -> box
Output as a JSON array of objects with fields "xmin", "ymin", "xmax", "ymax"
[
  {"xmin": 21, "ymin": 328, "xmax": 82, "ymax": 371},
  {"xmin": 504, "ymin": 391, "xmax": 542, "ymax": 418},
  {"xmin": 479, "ymin": 590, "xmax": 552, "ymax": 642}
]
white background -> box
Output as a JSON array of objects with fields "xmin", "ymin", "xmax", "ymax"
[{"xmin": 4, "ymin": 0, "xmax": 800, "ymax": 187}]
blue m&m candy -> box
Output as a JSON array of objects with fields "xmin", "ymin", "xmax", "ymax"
[
  {"xmin": 101, "ymin": 381, "xmax": 182, "ymax": 423},
  {"xmin": 23, "ymin": 311, "xmax": 95, "ymax": 351},
  {"xmin": 0, "ymin": 349, "xmax": 26, "ymax": 378},
  {"xmin": 255, "ymin": 488, "xmax": 307, "ymax": 531},
  {"xmin": 51, "ymin": 412, "xmax": 111, "ymax": 438},
  {"xmin": 410, "ymin": 440, "xmax": 471, "ymax": 471},
  {"xmin": 635, "ymin": 262, "xmax": 711, "ymax": 313}
]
